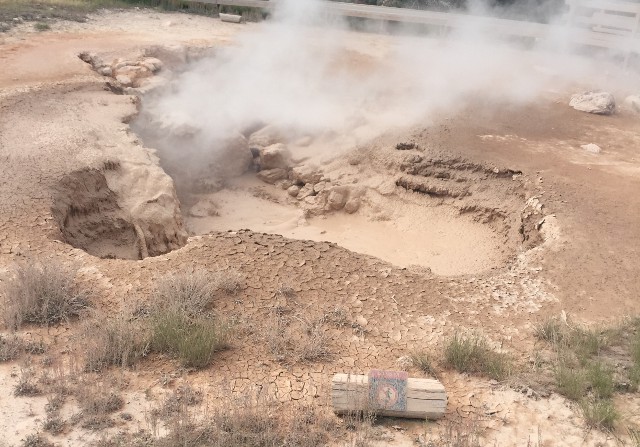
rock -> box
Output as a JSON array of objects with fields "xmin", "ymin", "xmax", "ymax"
[
  {"xmin": 78, "ymin": 51, "xmax": 96, "ymax": 63},
  {"xmin": 297, "ymin": 184, "xmax": 315, "ymax": 200},
  {"xmin": 140, "ymin": 57, "xmax": 163, "ymax": 73},
  {"xmin": 569, "ymin": 91, "xmax": 615, "ymax": 115},
  {"xmin": 278, "ymin": 179, "xmax": 293, "ymax": 190},
  {"xmin": 356, "ymin": 315, "xmax": 368, "ymax": 326},
  {"xmin": 189, "ymin": 198, "xmax": 219, "ymax": 217},
  {"xmin": 327, "ymin": 190, "xmax": 347, "ymax": 210},
  {"xmin": 344, "ymin": 197, "xmax": 360, "ymax": 214},
  {"xmin": 624, "ymin": 95, "xmax": 640, "ymax": 113},
  {"xmin": 291, "ymin": 165, "xmax": 323, "ymax": 185},
  {"xmin": 259, "ymin": 143, "xmax": 291, "ymax": 170},
  {"xmin": 249, "ymin": 125, "xmax": 285, "ymax": 147},
  {"xmin": 115, "ymin": 75, "xmax": 133, "ymax": 87},
  {"xmin": 212, "ymin": 134, "xmax": 252, "ymax": 178},
  {"xmin": 313, "ymin": 181, "xmax": 328, "ymax": 193},
  {"xmin": 97, "ymin": 66, "xmax": 113, "ymax": 77},
  {"xmin": 287, "ymin": 185, "xmax": 301, "ymax": 197},
  {"xmin": 257, "ymin": 168, "xmax": 287, "ymax": 184},
  {"xmin": 581, "ymin": 143, "xmax": 601, "ymax": 154}
]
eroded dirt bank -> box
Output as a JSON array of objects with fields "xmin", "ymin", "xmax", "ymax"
[{"xmin": 1, "ymin": 8, "xmax": 640, "ymax": 447}]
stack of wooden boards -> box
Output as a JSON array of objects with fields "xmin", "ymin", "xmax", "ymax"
[{"xmin": 332, "ymin": 371, "xmax": 447, "ymax": 420}]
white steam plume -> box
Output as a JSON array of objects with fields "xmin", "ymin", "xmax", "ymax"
[{"xmin": 138, "ymin": 0, "xmax": 640, "ymax": 161}]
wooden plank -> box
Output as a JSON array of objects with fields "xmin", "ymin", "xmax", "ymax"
[{"xmin": 331, "ymin": 373, "xmax": 447, "ymax": 420}]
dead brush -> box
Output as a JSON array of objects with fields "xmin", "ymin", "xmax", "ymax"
[
  {"xmin": 265, "ymin": 311, "xmax": 332, "ymax": 364},
  {"xmin": 75, "ymin": 383, "xmax": 124, "ymax": 430},
  {"xmin": 0, "ymin": 333, "xmax": 25, "ymax": 361},
  {"xmin": 153, "ymin": 268, "xmax": 245, "ymax": 315},
  {"xmin": 14, "ymin": 360, "xmax": 41, "ymax": 396},
  {"xmin": 2, "ymin": 263, "xmax": 89, "ymax": 329},
  {"xmin": 150, "ymin": 390, "xmax": 334, "ymax": 447},
  {"xmin": 152, "ymin": 384, "xmax": 203, "ymax": 421},
  {"xmin": 82, "ymin": 313, "xmax": 150, "ymax": 372}
]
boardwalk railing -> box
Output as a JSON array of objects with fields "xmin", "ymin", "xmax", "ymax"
[{"xmin": 205, "ymin": 0, "xmax": 640, "ymax": 54}]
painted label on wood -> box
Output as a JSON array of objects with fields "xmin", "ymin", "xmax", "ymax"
[{"xmin": 368, "ymin": 370, "xmax": 408, "ymax": 411}]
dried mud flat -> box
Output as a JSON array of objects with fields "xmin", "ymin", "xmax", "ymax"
[{"xmin": 1, "ymin": 8, "xmax": 640, "ymax": 447}]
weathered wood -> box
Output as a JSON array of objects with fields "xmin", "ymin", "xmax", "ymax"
[
  {"xmin": 331, "ymin": 373, "xmax": 447, "ymax": 420},
  {"xmin": 220, "ymin": 13, "xmax": 243, "ymax": 23}
]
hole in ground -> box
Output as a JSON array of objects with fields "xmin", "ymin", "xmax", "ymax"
[{"xmin": 184, "ymin": 176, "xmax": 513, "ymax": 276}]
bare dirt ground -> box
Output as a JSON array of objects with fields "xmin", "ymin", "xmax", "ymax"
[{"xmin": 1, "ymin": 7, "xmax": 640, "ymax": 447}]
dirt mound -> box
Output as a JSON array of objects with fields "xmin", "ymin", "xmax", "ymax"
[
  {"xmin": 51, "ymin": 162, "xmax": 187, "ymax": 260},
  {"xmin": 51, "ymin": 166, "xmax": 142, "ymax": 260}
]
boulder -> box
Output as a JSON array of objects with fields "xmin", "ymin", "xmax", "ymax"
[
  {"xmin": 189, "ymin": 198, "xmax": 220, "ymax": 217},
  {"xmin": 259, "ymin": 143, "xmax": 291, "ymax": 170},
  {"xmin": 327, "ymin": 190, "xmax": 347, "ymax": 210},
  {"xmin": 291, "ymin": 164, "xmax": 323, "ymax": 185},
  {"xmin": 344, "ymin": 197, "xmax": 361, "ymax": 214},
  {"xmin": 115, "ymin": 74, "xmax": 133, "ymax": 87},
  {"xmin": 249, "ymin": 125, "xmax": 285, "ymax": 148},
  {"xmin": 569, "ymin": 91, "xmax": 615, "ymax": 115},
  {"xmin": 287, "ymin": 185, "xmax": 301, "ymax": 197},
  {"xmin": 297, "ymin": 184, "xmax": 316, "ymax": 200},
  {"xmin": 624, "ymin": 95, "xmax": 640, "ymax": 113},
  {"xmin": 140, "ymin": 57, "xmax": 163, "ymax": 73},
  {"xmin": 257, "ymin": 168, "xmax": 288, "ymax": 184},
  {"xmin": 581, "ymin": 143, "xmax": 601, "ymax": 154},
  {"xmin": 212, "ymin": 134, "xmax": 252, "ymax": 178}
]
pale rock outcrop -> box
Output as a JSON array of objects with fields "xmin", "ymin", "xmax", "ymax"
[{"xmin": 569, "ymin": 91, "xmax": 615, "ymax": 115}]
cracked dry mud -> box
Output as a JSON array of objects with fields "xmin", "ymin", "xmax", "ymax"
[{"xmin": 1, "ymin": 9, "xmax": 640, "ymax": 447}]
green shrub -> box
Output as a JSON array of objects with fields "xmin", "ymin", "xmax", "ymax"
[
  {"xmin": 444, "ymin": 333, "xmax": 511, "ymax": 381},
  {"xmin": 3, "ymin": 263, "xmax": 88, "ymax": 329},
  {"xmin": 535, "ymin": 318, "xmax": 565, "ymax": 344},
  {"xmin": 555, "ymin": 365, "xmax": 587, "ymax": 401},
  {"xmin": 586, "ymin": 362, "xmax": 614, "ymax": 399},
  {"xmin": 151, "ymin": 308, "xmax": 230, "ymax": 369},
  {"xmin": 580, "ymin": 399, "xmax": 618, "ymax": 431}
]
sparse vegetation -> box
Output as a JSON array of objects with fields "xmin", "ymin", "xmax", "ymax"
[
  {"xmin": 580, "ymin": 398, "xmax": 618, "ymax": 431},
  {"xmin": 534, "ymin": 317, "xmax": 640, "ymax": 434},
  {"xmin": 14, "ymin": 362, "xmax": 41, "ymax": 396},
  {"xmin": 444, "ymin": 333, "xmax": 511, "ymax": 381},
  {"xmin": 265, "ymin": 311, "xmax": 331, "ymax": 364},
  {"xmin": 76, "ymin": 384, "xmax": 125, "ymax": 430},
  {"xmin": 83, "ymin": 314, "xmax": 150, "ymax": 372},
  {"xmin": 20, "ymin": 433, "xmax": 54, "ymax": 447},
  {"xmin": 554, "ymin": 365, "xmax": 587, "ymax": 401},
  {"xmin": 33, "ymin": 22, "xmax": 50, "ymax": 31},
  {"xmin": 422, "ymin": 418, "xmax": 481, "ymax": 447},
  {"xmin": 410, "ymin": 350, "xmax": 438, "ymax": 377},
  {"xmin": 2, "ymin": 263, "xmax": 88, "ymax": 329},
  {"xmin": 0, "ymin": 333, "xmax": 25, "ymax": 361},
  {"xmin": 151, "ymin": 307, "xmax": 230, "ymax": 369}
]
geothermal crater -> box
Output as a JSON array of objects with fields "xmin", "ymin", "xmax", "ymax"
[
  {"xmin": 66, "ymin": 47, "xmax": 544, "ymax": 274},
  {"xmin": 131, "ymin": 105, "xmax": 540, "ymax": 276}
]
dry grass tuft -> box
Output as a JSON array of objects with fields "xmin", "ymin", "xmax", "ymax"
[
  {"xmin": 83, "ymin": 314, "xmax": 150, "ymax": 372},
  {"xmin": 410, "ymin": 350, "xmax": 438, "ymax": 378},
  {"xmin": 20, "ymin": 433, "xmax": 54, "ymax": 447},
  {"xmin": 2, "ymin": 263, "xmax": 88, "ymax": 329},
  {"xmin": 265, "ymin": 311, "xmax": 332, "ymax": 364},
  {"xmin": 444, "ymin": 333, "xmax": 511, "ymax": 381},
  {"xmin": 14, "ymin": 361, "xmax": 41, "ymax": 396},
  {"xmin": 76, "ymin": 383, "xmax": 125, "ymax": 430}
]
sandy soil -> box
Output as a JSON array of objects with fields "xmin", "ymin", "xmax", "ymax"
[{"xmin": 1, "ymin": 8, "xmax": 640, "ymax": 447}]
